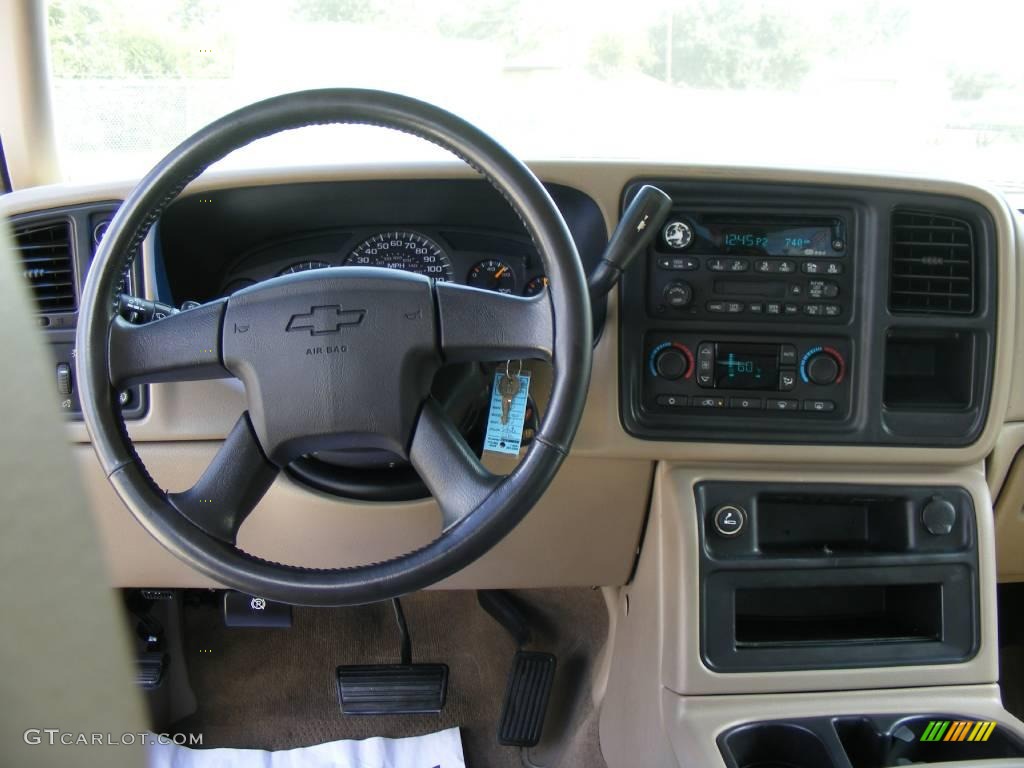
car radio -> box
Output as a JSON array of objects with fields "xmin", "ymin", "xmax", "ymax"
[{"xmin": 647, "ymin": 211, "xmax": 851, "ymax": 323}]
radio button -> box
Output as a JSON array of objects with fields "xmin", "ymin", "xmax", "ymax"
[
  {"xmin": 728, "ymin": 259, "xmax": 750, "ymax": 272},
  {"xmin": 824, "ymin": 303, "xmax": 842, "ymax": 317},
  {"xmin": 656, "ymin": 394, "xmax": 688, "ymax": 408},
  {"xmin": 777, "ymin": 261, "xmax": 796, "ymax": 274},
  {"xmin": 663, "ymin": 281, "xmax": 693, "ymax": 308},
  {"xmin": 802, "ymin": 261, "xmax": 822, "ymax": 274},
  {"xmin": 784, "ymin": 303, "xmax": 800, "ymax": 315},
  {"xmin": 808, "ymin": 280, "xmax": 840, "ymax": 299},
  {"xmin": 787, "ymin": 283, "xmax": 804, "ymax": 297},
  {"xmin": 729, "ymin": 397, "xmax": 762, "ymax": 410},
  {"xmin": 724, "ymin": 301, "xmax": 744, "ymax": 313},
  {"xmin": 824, "ymin": 262, "xmax": 843, "ymax": 275},
  {"xmin": 707, "ymin": 301, "xmax": 726, "ymax": 313},
  {"xmin": 780, "ymin": 345, "xmax": 798, "ymax": 365},
  {"xmin": 766, "ymin": 302, "xmax": 782, "ymax": 315},
  {"xmin": 755, "ymin": 260, "xmax": 774, "ymax": 273},
  {"xmin": 767, "ymin": 398, "xmax": 799, "ymax": 411},
  {"xmin": 694, "ymin": 396, "xmax": 726, "ymax": 408},
  {"xmin": 803, "ymin": 399, "xmax": 836, "ymax": 413},
  {"xmin": 804, "ymin": 303, "xmax": 823, "ymax": 317},
  {"xmin": 779, "ymin": 372, "xmax": 797, "ymax": 391},
  {"xmin": 707, "ymin": 258, "xmax": 727, "ymax": 272},
  {"xmin": 748, "ymin": 302, "xmax": 764, "ymax": 314},
  {"xmin": 657, "ymin": 255, "xmax": 699, "ymax": 271}
]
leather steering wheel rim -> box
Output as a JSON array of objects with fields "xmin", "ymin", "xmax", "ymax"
[{"xmin": 76, "ymin": 89, "xmax": 592, "ymax": 607}]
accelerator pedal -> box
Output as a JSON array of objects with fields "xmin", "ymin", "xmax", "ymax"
[
  {"xmin": 498, "ymin": 650, "xmax": 557, "ymax": 746},
  {"xmin": 478, "ymin": 590, "xmax": 558, "ymax": 747},
  {"xmin": 336, "ymin": 598, "xmax": 448, "ymax": 715}
]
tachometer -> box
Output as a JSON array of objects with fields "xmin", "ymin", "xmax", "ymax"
[{"xmin": 344, "ymin": 231, "xmax": 453, "ymax": 281}]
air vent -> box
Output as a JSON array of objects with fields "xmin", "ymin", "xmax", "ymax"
[
  {"xmin": 13, "ymin": 219, "xmax": 76, "ymax": 313},
  {"xmin": 890, "ymin": 210, "xmax": 975, "ymax": 314}
]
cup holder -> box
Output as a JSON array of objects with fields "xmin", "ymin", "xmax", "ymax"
[
  {"xmin": 720, "ymin": 714, "xmax": 1024, "ymax": 768},
  {"xmin": 836, "ymin": 715, "xmax": 1024, "ymax": 767},
  {"xmin": 720, "ymin": 723, "xmax": 843, "ymax": 768}
]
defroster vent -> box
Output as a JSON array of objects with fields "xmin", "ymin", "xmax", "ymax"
[
  {"xmin": 890, "ymin": 210, "xmax": 975, "ymax": 314},
  {"xmin": 14, "ymin": 219, "xmax": 76, "ymax": 313}
]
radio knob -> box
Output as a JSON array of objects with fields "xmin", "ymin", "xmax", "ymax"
[
  {"xmin": 663, "ymin": 280, "xmax": 693, "ymax": 308},
  {"xmin": 806, "ymin": 351, "xmax": 840, "ymax": 385},
  {"xmin": 655, "ymin": 347, "xmax": 690, "ymax": 380}
]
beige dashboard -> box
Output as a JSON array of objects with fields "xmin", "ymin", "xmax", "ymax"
[{"xmin": 3, "ymin": 160, "xmax": 1024, "ymax": 588}]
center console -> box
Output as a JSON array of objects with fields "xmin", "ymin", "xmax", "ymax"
[{"xmin": 618, "ymin": 180, "xmax": 998, "ymax": 446}]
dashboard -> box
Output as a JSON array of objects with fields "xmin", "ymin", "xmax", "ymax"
[{"xmin": 1, "ymin": 160, "xmax": 1021, "ymax": 591}]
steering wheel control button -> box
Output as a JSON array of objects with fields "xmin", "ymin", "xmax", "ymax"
[
  {"xmin": 224, "ymin": 591, "xmax": 293, "ymax": 628},
  {"xmin": 663, "ymin": 220, "xmax": 694, "ymax": 250},
  {"xmin": 922, "ymin": 497, "xmax": 958, "ymax": 536},
  {"xmin": 713, "ymin": 505, "xmax": 747, "ymax": 537},
  {"xmin": 663, "ymin": 281, "xmax": 693, "ymax": 308}
]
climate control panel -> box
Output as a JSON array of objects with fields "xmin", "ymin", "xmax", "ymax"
[{"xmin": 641, "ymin": 333, "xmax": 851, "ymax": 417}]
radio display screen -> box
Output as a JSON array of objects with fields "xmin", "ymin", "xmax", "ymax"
[
  {"xmin": 714, "ymin": 343, "xmax": 779, "ymax": 390},
  {"xmin": 710, "ymin": 222, "xmax": 840, "ymax": 257}
]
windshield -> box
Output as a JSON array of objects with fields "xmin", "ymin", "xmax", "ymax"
[{"xmin": 46, "ymin": 0, "xmax": 1024, "ymax": 189}]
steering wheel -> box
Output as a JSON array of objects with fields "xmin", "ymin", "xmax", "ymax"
[{"xmin": 76, "ymin": 90, "xmax": 592, "ymax": 607}]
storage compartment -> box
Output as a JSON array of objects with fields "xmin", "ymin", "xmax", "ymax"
[
  {"xmin": 757, "ymin": 494, "xmax": 910, "ymax": 555},
  {"xmin": 735, "ymin": 584, "xmax": 942, "ymax": 647},
  {"xmin": 883, "ymin": 329, "xmax": 974, "ymax": 410},
  {"xmin": 836, "ymin": 715, "xmax": 1024, "ymax": 766},
  {"xmin": 720, "ymin": 723, "xmax": 842, "ymax": 768}
]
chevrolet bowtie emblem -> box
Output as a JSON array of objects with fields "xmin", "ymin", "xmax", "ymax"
[{"xmin": 286, "ymin": 305, "xmax": 365, "ymax": 336}]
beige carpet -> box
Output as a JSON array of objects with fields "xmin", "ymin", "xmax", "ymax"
[{"xmin": 170, "ymin": 589, "xmax": 608, "ymax": 768}]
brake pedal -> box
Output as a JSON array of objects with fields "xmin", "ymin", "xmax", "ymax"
[{"xmin": 336, "ymin": 598, "xmax": 448, "ymax": 715}]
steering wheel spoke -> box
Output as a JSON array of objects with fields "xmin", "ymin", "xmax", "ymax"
[
  {"xmin": 168, "ymin": 413, "xmax": 278, "ymax": 544},
  {"xmin": 410, "ymin": 398, "xmax": 500, "ymax": 530},
  {"xmin": 108, "ymin": 299, "xmax": 230, "ymax": 387},
  {"xmin": 435, "ymin": 281, "xmax": 553, "ymax": 364}
]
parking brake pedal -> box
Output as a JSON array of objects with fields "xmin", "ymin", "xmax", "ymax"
[
  {"xmin": 478, "ymin": 590, "xmax": 557, "ymax": 747},
  {"xmin": 336, "ymin": 599, "xmax": 448, "ymax": 715}
]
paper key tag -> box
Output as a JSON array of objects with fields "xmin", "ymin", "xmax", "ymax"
[{"xmin": 484, "ymin": 371, "xmax": 531, "ymax": 456}]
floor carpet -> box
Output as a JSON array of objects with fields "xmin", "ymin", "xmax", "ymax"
[{"xmin": 170, "ymin": 588, "xmax": 609, "ymax": 768}]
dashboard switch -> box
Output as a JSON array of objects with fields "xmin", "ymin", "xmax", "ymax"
[
  {"xmin": 56, "ymin": 363, "xmax": 72, "ymax": 396},
  {"xmin": 663, "ymin": 281, "xmax": 693, "ymax": 308},
  {"xmin": 712, "ymin": 505, "xmax": 746, "ymax": 537},
  {"xmin": 922, "ymin": 497, "xmax": 957, "ymax": 535}
]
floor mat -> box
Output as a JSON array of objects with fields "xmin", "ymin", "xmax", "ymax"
[
  {"xmin": 148, "ymin": 727, "xmax": 464, "ymax": 768},
  {"xmin": 170, "ymin": 589, "xmax": 608, "ymax": 768}
]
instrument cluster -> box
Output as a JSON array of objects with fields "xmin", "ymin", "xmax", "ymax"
[{"xmin": 220, "ymin": 227, "xmax": 549, "ymax": 297}]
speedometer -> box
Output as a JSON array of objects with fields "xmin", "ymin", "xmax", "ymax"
[{"xmin": 344, "ymin": 231, "xmax": 453, "ymax": 281}]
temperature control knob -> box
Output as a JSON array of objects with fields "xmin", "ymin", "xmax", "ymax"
[
  {"xmin": 800, "ymin": 346, "xmax": 845, "ymax": 386},
  {"xmin": 663, "ymin": 281, "xmax": 693, "ymax": 309},
  {"xmin": 648, "ymin": 342, "xmax": 694, "ymax": 381}
]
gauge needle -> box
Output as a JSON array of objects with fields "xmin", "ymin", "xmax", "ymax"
[{"xmin": 494, "ymin": 266, "xmax": 508, "ymax": 280}]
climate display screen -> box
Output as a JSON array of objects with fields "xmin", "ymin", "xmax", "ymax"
[{"xmin": 714, "ymin": 343, "xmax": 779, "ymax": 390}]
